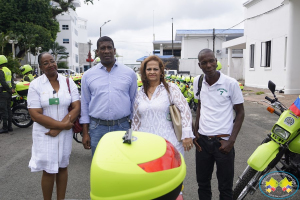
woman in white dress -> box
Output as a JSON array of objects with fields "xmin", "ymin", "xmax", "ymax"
[
  {"xmin": 132, "ymin": 55, "xmax": 194, "ymax": 156},
  {"xmin": 27, "ymin": 52, "xmax": 80, "ymax": 200}
]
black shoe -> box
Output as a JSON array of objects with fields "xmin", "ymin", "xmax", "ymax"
[
  {"xmin": 0, "ymin": 128, "xmax": 8, "ymax": 134},
  {"xmin": 8, "ymin": 127, "xmax": 13, "ymax": 132}
]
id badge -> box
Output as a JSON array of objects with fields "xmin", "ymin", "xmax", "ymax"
[
  {"xmin": 49, "ymin": 98, "xmax": 59, "ymax": 105},
  {"xmin": 166, "ymin": 112, "xmax": 172, "ymax": 121}
]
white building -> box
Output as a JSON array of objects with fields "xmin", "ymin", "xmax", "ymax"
[
  {"xmin": 175, "ymin": 29, "xmax": 244, "ymax": 78},
  {"xmin": 21, "ymin": 1, "xmax": 89, "ymax": 74},
  {"xmin": 55, "ymin": 0, "xmax": 88, "ymax": 73},
  {"xmin": 223, "ymin": 0, "xmax": 300, "ymax": 94},
  {"xmin": 153, "ymin": 40, "xmax": 182, "ymax": 59}
]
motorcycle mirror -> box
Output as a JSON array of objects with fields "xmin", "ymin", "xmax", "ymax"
[{"xmin": 268, "ymin": 80, "xmax": 276, "ymax": 94}]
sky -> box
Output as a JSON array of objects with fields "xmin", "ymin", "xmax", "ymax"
[{"xmin": 76, "ymin": 0, "xmax": 245, "ymax": 64}]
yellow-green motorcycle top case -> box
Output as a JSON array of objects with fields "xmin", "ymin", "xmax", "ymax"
[
  {"xmin": 15, "ymin": 81, "xmax": 30, "ymax": 96},
  {"xmin": 90, "ymin": 131, "xmax": 186, "ymax": 200}
]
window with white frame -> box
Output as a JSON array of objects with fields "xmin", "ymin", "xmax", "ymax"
[
  {"xmin": 75, "ymin": 54, "xmax": 78, "ymax": 63},
  {"xmin": 75, "ymin": 41, "xmax": 78, "ymax": 48},
  {"xmin": 261, "ymin": 41, "xmax": 271, "ymax": 67},
  {"xmin": 62, "ymin": 25, "xmax": 69, "ymax": 30},
  {"xmin": 74, "ymin": 29, "xmax": 78, "ymax": 36},
  {"xmin": 250, "ymin": 44, "xmax": 255, "ymax": 68},
  {"xmin": 63, "ymin": 39, "xmax": 69, "ymax": 44}
]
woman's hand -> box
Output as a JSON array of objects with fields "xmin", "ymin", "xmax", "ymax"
[
  {"xmin": 62, "ymin": 115, "xmax": 74, "ymax": 130},
  {"xmin": 182, "ymin": 138, "xmax": 193, "ymax": 152},
  {"xmin": 45, "ymin": 129, "xmax": 61, "ymax": 137}
]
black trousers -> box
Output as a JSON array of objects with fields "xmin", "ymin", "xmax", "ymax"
[
  {"xmin": 0, "ymin": 92, "xmax": 11, "ymax": 124},
  {"xmin": 196, "ymin": 136, "xmax": 235, "ymax": 200}
]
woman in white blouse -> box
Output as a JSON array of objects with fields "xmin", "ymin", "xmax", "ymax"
[
  {"xmin": 27, "ymin": 52, "xmax": 80, "ymax": 200},
  {"xmin": 132, "ymin": 55, "xmax": 194, "ymax": 156}
]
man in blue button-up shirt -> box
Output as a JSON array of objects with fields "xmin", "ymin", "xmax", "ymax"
[{"xmin": 80, "ymin": 36, "xmax": 137, "ymax": 156}]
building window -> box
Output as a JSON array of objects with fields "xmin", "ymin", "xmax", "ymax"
[
  {"xmin": 75, "ymin": 41, "xmax": 78, "ymax": 48},
  {"xmin": 63, "ymin": 39, "xmax": 69, "ymax": 44},
  {"xmin": 261, "ymin": 41, "xmax": 271, "ymax": 67},
  {"xmin": 75, "ymin": 54, "xmax": 78, "ymax": 63},
  {"xmin": 250, "ymin": 44, "xmax": 255, "ymax": 68},
  {"xmin": 74, "ymin": 29, "xmax": 78, "ymax": 36},
  {"xmin": 62, "ymin": 25, "xmax": 69, "ymax": 30}
]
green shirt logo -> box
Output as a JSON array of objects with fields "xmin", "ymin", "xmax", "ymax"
[{"xmin": 217, "ymin": 88, "xmax": 227, "ymax": 95}]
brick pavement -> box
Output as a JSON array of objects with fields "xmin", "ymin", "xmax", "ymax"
[{"xmin": 242, "ymin": 85, "xmax": 299, "ymax": 108}]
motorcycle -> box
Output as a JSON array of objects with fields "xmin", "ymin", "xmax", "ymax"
[
  {"xmin": 185, "ymin": 83, "xmax": 198, "ymax": 112},
  {"xmin": 179, "ymin": 80, "xmax": 188, "ymax": 98},
  {"xmin": 0, "ymin": 81, "xmax": 33, "ymax": 128},
  {"xmin": 70, "ymin": 74, "xmax": 82, "ymax": 95},
  {"xmin": 233, "ymin": 80, "xmax": 300, "ymax": 200}
]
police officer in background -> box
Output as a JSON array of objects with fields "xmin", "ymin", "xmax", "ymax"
[
  {"xmin": 20, "ymin": 64, "xmax": 34, "ymax": 82},
  {"xmin": 0, "ymin": 55, "xmax": 15, "ymax": 133}
]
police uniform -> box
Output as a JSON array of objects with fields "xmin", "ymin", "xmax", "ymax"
[{"xmin": 0, "ymin": 66, "xmax": 14, "ymax": 133}]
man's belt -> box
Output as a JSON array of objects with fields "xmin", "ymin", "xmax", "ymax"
[
  {"xmin": 90, "ymin": 116, "xmax": 129, "ymax": 126},
  {"xmin": 200, "ymin": 134, "xmax": 230, "ymax": 140}
]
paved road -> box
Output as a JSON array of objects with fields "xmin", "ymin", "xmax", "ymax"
[{"xmin": 1, "ymin": 101, "xmax": 300, "ymax": 199}]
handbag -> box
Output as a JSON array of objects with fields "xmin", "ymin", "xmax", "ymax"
[
  {"xmin": 167, "ymin": 87, "xmax": 182, "ymax": 142},
  {"xmin": 66, "ymin": 78, "xmax": 83, "ymax": 133}
]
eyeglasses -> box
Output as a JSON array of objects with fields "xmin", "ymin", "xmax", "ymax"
[{"xmin": 200, "ymin": 59, "xmax": 216, "ymax": 66}]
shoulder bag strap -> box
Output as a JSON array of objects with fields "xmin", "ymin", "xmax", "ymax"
[
  {"xmin": 66, "ymin": 77, "xmax": 71, "ymax": 94},
  {"xmin": 66, "ymin": 78, "xmax": 72, "ymax": 109},
  {"xmin": 196, "ymin": 74, "xmax": 204, "ymax": 97},
  {"xmin": 166, "ymin": 83, "xmax": 173, "ymax": 105}
]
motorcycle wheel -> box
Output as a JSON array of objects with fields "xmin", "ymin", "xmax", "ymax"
[
  {"xmin": 233, "ymin": 166, "xmax": 260, "ymax": 200},
  {"xmin": 12, "ymin": 105, "xmax": 33, "ymax": 128}
]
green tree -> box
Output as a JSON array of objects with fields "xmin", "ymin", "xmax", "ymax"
[
  {"xmin": 0, "ymin": 32, "xmax": 9, "ymax": 54},
  {"xmin": 5, "ymin": 54, "xmax": 21, "ymax": 75},
  {"xmin": 0, "ymin": 0, "xmax": 96, "ymax": 59},
  {"xmin": 57, "ymin": 61, "xmax": 69, "ymax": 69},
  {"xmin": 50, "ymin": 41, "xmax": 69, "ymax": 62}
]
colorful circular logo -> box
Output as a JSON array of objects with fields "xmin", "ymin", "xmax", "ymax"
[{"xmin": 259, "ymin": 171, "xmax": 299, "ymax": 199}]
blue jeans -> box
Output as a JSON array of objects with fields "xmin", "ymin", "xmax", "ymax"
[
  {"xmin": 196, "ymin": 136, "xmax": 235, "ymax": 200},
  {"xmin": 89, "ymin": 118, "xmax": 130, "ymax": 156}
]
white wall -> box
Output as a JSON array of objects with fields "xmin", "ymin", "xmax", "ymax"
[
  {"xmin": 243, "ymin": 0, "xmax": 288, "ymax": 89},
  {"xmin": 180, "ymin": 35, "xmax": 244, "ymax": 79},
  {"xmin": 78, "ymin": 43, "xmax": 90, "ymax": 71},
  {"xmin": 179, "ymin": 59, "xmax": 199, "ymax": 76},
  {"xmin": 181, "ymin": 36, "xmax": 226, "ymax": 59},
  {"xmin": 77, "ymin": 17, "xmax": 88, "ymax": 43},
  {"xmin": 179, "ymin": 58, "xmax": 244, "ymax": 80},
  {"xmin": 56, "ymin": 9, "xmax": 80, "ymax": 71}
]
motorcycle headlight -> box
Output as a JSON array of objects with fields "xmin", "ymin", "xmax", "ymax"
[{"xmin": 272, "ymin": 125, "xmax": 290, "ymax": 140}]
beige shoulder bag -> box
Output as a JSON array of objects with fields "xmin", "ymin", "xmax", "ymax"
[{"xmin": 167, "ymin": 85, "xmax": 182, "ymax": 142}]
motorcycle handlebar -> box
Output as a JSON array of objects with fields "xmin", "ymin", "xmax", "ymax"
[
  {"xmin": 265, "ymin": 96, "xmax": 274, "ymax": 103},
  {"xmin": 274, "ymin": 110, "xmax": 281, "ymax": 116}
]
